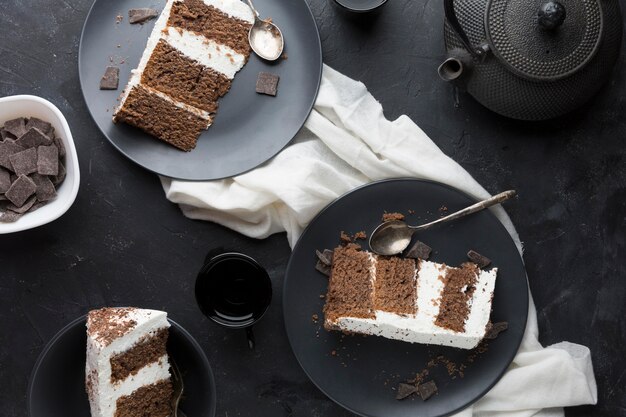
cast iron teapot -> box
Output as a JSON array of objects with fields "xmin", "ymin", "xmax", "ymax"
[{"xmin": 439, "ymin": 0, "xmax": 623, "ymax": 120}]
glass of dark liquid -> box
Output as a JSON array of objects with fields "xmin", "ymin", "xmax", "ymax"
[{"xmin": 195, "ymin": 252, "xmax": 272, "ymax": 349}]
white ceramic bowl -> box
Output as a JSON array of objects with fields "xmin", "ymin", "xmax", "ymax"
[{"xmin": 0, "ymin": 95, "xmax": 80, "ymax": 234}]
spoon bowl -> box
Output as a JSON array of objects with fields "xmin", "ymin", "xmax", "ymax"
[{"xmin": 246, "ymin": 0, "xmax": 285, "ymax": 61}]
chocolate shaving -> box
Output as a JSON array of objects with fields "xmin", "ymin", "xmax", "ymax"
[
  {"xmin": 467, "ymin": 250, "xmax": 492, "ymax": 268},
  {"xmin": 395, "ymin": 383, "xmax": 418, "ymax": 400},
  {"xmin": 485, "ymin": 321, "xmax": 508, "ymax": 340},
  {"xmin": 316, "ymin": 249, "xmax": 333, "ymax": 266},
  {"xmin": 315, "ymin": 259, "xmax": 331, "ymax": 277},
  {"xmin": 405, "ymin": 240, "xmax": 432, "ymax": 260},
  {"xmin": 418, "ymin": 380, "xmax": 438, "ymax": 400},
  {"xmin": 100, "ymin": 66, "xmax": 120, "ymax": 90},
  {"xmin": 128, "ymin": 8, "xmax": 159, "ymax": 24}
]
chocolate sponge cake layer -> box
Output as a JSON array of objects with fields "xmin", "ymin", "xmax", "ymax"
[
  {"xmin": 115, "ymin": 380, "xmax": 173, "ymax": 417},
  {"xmin": 169, "ymin": 0, "xmax": 253, "ymax": 56},
  {"xmin": 435, "ymin": 263, "xmax": 479, "ymax": 333},
  {"xmin": 324, "ymin": 246, "xmax": 376, "ymax": 327},
  {"xmin": 142, "ymin": 40, "xmax": 232, "ymax": 113},
  {"xmin": 114, "ymin": 85, "xmax": 210, "ymax": 151},
  {"xmin": 373, "ymin": 257, "xmax": 418, "ymax": 315},
  {"xmin": 110, "ymin": 328, "xmax": 169, "ymax": 383}
]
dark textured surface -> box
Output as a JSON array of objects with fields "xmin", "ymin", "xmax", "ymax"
[{"xmin": 0, "ymin": 1, "xmax": 624, "ymax": 417}]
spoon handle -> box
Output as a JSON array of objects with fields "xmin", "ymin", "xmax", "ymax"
[
  {"xmin": 412, "ymin": 190, "xmax": 516, "ymax": 231},
  {"xmin": 246, "ymin": 0, "xmax": 260, "ymax": 17}
]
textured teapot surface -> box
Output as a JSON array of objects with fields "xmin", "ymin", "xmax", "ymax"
[{"xmin": 442, "ymin": 0, "xmax": 623, "ymax": 121}]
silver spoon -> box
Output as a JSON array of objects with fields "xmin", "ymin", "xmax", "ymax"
[
  {"xmin": 170, "ymin": 359, "xmax": 187, "ymax": 417},
  {"xmin": 246, "ymin": 0, "xmax": 284, "ymax": 61},
  {"xmin": 369, "ymin": 190, "xmax": 517, "ymax": 256}
]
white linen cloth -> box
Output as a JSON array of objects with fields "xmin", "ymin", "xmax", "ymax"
[{"xmin": 161, "ymin": 65, "xmax": 597, "ymax": 416}]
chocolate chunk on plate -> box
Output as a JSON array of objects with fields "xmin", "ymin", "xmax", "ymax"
[
  {"xmin": 467, "ymin": 250, "xmax": 491, "ymax": 268},
  {"xmin": 316, "ymin": 249, "xmax": 333, "ymax": 266},
  {"xmin": 37, "ymin": 145, "xmax": 59, "ymax": 176},
  {"xmin": 0, "ymin": 140, "xmax": 25, "ymax": 170},
  {"xmin": 9, "ymin": 148, "xmax": 38, "ymax": 176},
  {"xmin": 417, "ymin": 380, "xmax": 438, "ymax": 401},
  {"xmin": 100, "ymin": 66, "xmax": 120, "ymax": 90},
  {"xmin": 25, "ymin": 117, "xmax": 53, "ymax": 136},
  {"xmin": 0, "ymin": 210, "xmax": 22, "ymax": 223},
  {"xmin": 15, "ymin": 127, "xmax": 52, "ymax": 148},
  {"xmin": 128, "ymin": 8, "xmax": 159, "ymax": 24},
  {"xmin": 3, "ymin": 118, "xmax": 27, "ymax": 138},
  {"xmin": 256, "ymin": 72, "xmax": 280, "ymax": 96},
  {"xmin": 485, "ymin": 321, "xmax": 508, "ymax": 340},
  {"xmin": 0, "ymin": 167, "xmax": 11, "ymax": 193},
  {"xmin": 405, "ymin": 240, "xmax": 432, "ymax": 260},
  {"xmin": 5, "ymin": 175, "xmax": 37, "ymax": 207},
  {"xmin": 395, "ymin": 383, "xmax": 418, "ymax": 400},
  {"xmin": 315, "ymin": 259, "xmax": 332, "ymax": 277}
]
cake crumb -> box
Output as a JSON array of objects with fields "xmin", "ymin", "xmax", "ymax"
[
  {"xmin": 311, "ymin": 314, "xmax": 319, "ymax": 323},
  {"xmin": 382, "ymin": 212, "xmax": 405, "ymax": 222},
  {"xmin": 331, "ymin": 350, "xmax": 337, "ymax": 356},
  {"xmin": 115, "ymin": 14, "xmax": 123, "ymax": 24},
  {"xmin": 340, "ymin": 231, "xmax": 352, "ymax": 244},
  {"xmin": 353, "ymin": 231, "xmax": 367, "ymax": 240}
]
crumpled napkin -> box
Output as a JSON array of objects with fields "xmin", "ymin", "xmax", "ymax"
[{"xmin": 161, "ymin": 65, "xmax": 597, "ymax": 416}]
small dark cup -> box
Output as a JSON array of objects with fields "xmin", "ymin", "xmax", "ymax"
[
  {"xmin": 196, "ymin": 252, "xmax": 272, "ymax": 349},
  {"xmin": 333, "ymin": 0, "xmax": 388, "ymax": 13}
]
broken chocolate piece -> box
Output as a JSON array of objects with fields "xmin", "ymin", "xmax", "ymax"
[
  {"xmin": 256, "ymin": 72, "xmax": 280, "ymax": 96},
  {"xmin": 0, "ymin": 140, "xmax": 25, "ymax": 170},
  {"xmin": 52, "ymin": 162, "xmax": 66, "ymax": 186},
  {"xmin": 100, "ymin": 66, "xmax": 120, "ymax": 90},
  {"xmin": 52, "ymin": 134, "xmax": 66, "ymax": 158},
  {"xmin": 4, "ymin": 118, "xmax": 27, "ymax": 138},
  {"xmin": 484, "ymin": 321, "xmax": 508, "ymax": 340},
  {"xmin": 25, "ymin": 117, "xmax": 53, "ymax": 136},
  {"xmin": 0, "ymin": 129, "xmax": 15, "ymax": 141},
  {"xmin": 28, "ymin": 201, "xmax": 48, "ymax": 213},
  {"xmin": 395, "ymin": 383, "xmax": 418, "ymax": 400},
  {"xmin": 15, "ymin": 128, "xmax": 52, "ymax": 148},
  {"xmin": 0, "ymin": 168, "xmax": 10, "ymax": 193},
  {"xmin": 0, "ymin": 210, "xmax": 22, "ymax": 223},
  {"xmin": 417, "ymin": 380, "xmax": 438, "ymax": 401},
  {"xmin": 5, "ymin": 175, "xmax": 36, "ymax": 207},
  {"xmin": 9, "ymin": 148, "xmax": 38, "ymax": 176},
  {"xmin": 316, "ymin": 249, "xmax": 333, "ymax": 266},
  {"xmin": 128, "ymin": 8, "xmax": 159, "ymax": 24},
  {"xmin": 315, "ymin": 259, "xmax": 331, "ymax": 277},
  {"xmin": 37, "ymin": 145, "xmax": 59, "ymax": 176},
  {"xmin": 7, "ymin": 196, "xmax": 37, "ymax": 214},
  {"xmin": 31, "ymin": 173, "xmax": 57, "ymax": 201},
  {"xmin": 467, "ymin": 250, "xmax": 491, "ymax": 268},
  {"xmin": 405, "ymin": 240, "xmax": 432, "ymax": 260}
]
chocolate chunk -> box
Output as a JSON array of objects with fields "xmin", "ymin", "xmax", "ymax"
[
  {"xmin": 0, "ymin": 140, "xmax": 25, "ymax": 170},
  {"xmin": 4, "ymin": 118, "xmax": 27, "ymax": 138},
  {"xmin": 15, "ymin": 128, "xmax": 52, "ymax": 148},
  {"xmin": 0, "ymin": 168, "xmax": 10, "ymax": 193},
  {"xmin": 7, "ymin": 196, "xmax": 36, "ymax": 213},
  {"xmin": 37, "ymin": 145, "xmax": 59, "ymax": 176},
  {"xmin": 0, "ymin": 129, "xmax": 15, "ymax": 141},
  {"xmin": 52, "ymin": 134, "xmax": 66, "ymax": 158},
  {"xmin": 25, "ymin": 117, "xmax": 53, "ymax": 136},
  {"xmin": 5, "ymin": 175, "xmax": 36, "ymax": 207},
  {"xmin": 417, "ymin": 380, "xmax": 438, "ymax": 401},
  {"xmin": 316, "ymin": 249, "xmax": 333, "ymax": 266},
  {"xmin": 9, "ymin": 148, "xmax": 38, "ymax": 176},
  {"xmin": 52, "ymin": 161, "xmax": 66, "ymax": 186},
  {"xmin": 31, "ymin": 173, "xmax": 57, "ymax": 201},
  {"xmin": 405, "ymin": 240, "xmax": 432, "ymax": 260},
  {"xmin": 315, "ymin": 259, "xmax": 331, "ymax": 277},
  {"xmin": 28, "ymin": 200, "xmax": 48, "ymax": 213},
  {"xmin": 0, "ymin": 210, "xmax": 22, "ymax": 223},
  {"xmin": 100, "ymin": 66, "xmax": 120, "ymax": 90},
  {"xmin": 467, "ymin": 250, "xmax": 491, "ymax": 268},
  {"xmin": 485, "ymin": 321, "xmax": 508, "ymax": 340},
  {"xmin": 395, "ymin": 383, "xmax": 418, "ymax": 400},
  {"xmin": 128, "ymin": 8, "xmax": 159, "ymax": 24},
  {"xmin": 256, "ymin": 72, "xmax": 280, "ymax": 96}
]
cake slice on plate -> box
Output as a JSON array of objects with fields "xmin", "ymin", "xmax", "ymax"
[
  {"xmin": 323, "ymin": 245, "xmax": 497, "ymax": 349},
  {"xmin": 85, "ymin": 307, "xmax": 172, "ymax": 417},
  {"xmin": 114, "ymin": 0, "xmax": 255, "ymax": 151}
]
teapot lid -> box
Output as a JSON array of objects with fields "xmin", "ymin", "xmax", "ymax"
[{"xmin": 485, "ymin": 0, "xmax": 604, "ymax": 81}]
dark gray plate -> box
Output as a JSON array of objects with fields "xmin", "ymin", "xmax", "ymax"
[
  {"xmin": 28, "ymin": 316, "xmax": 216, "ymax": 417},
  {"xmin": 284, "ymin": 179, "xmax": 528, "ymax": 417},
  {"xmin": 79, "ymin": 0, "xmax": 322, "ymax": 180}
]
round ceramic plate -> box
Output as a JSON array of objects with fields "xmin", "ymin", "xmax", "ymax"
[
  {"xmin": 28, "ymin": 316, "xmax": 216, "ymax": 417},
  {"xmin": 284, "ymin": 179, "xmax": 528, "ymax": 417},
  {"xmin": 78, "ymin": 0, "xmax": 322, "ymax": 180}
]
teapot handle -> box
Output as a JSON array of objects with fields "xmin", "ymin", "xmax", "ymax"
[{"xmin": 444, "ymin": 0, "xmax": 486, "ymax": 59}]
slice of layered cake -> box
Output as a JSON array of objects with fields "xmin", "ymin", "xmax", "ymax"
[
  {"xmin": 86, "ymin": 308, "xmax": 173, "ymax": 417},
  {"xmin": 114, "ymin": 0, "xmax": 254, "ymax": 151},
  {"xmin": 323, "ymin": 245, "xmax": 497, "ymax": 349}
]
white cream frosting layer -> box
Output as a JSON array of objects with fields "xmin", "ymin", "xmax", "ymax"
[
  {"xmin": 86, "ymin": 309, "xmax": 171, "ymax": 417},
  {"xmin": 197, "ymin": 0, "xmax": 255, "ymax": 23},
  {"xmin": 330, "ymin": 260, "xmax": 498, "ymax": 350}
]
